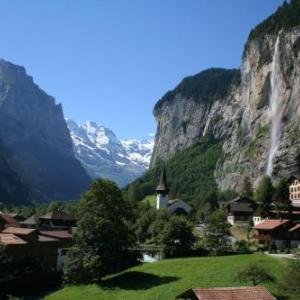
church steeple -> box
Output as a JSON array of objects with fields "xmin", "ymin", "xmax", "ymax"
[
  {"xmin": 156, "ymin": 166, "xmax": 169, "ymax": 210},
  {"xmin": 156, "ymin": 166, "xmax": 169, "ymax": 194}
]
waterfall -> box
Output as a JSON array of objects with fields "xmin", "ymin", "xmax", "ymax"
[
  {"xmin": 266, "ymin": 35, "xmax": 281, "ymax": 176},
  {"xmin": 203, "ymin": 105, "xmax": 217, "ymax": 137}
]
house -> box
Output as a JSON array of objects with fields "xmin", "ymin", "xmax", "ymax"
[
  {"xmin": 156, "ymin": 167, "xmax": 192, "ymax": 215},
  {"xmin": 288, "ymin": 175, "xmax": 300, "ymax": 205},
  {"xmin": 21, "ymin": 211, "xmax": 76, "ymax": 230},
  {"xmin": 38, "ymin": 211, "xmax": 76, "ymax": 230},
  {"xmin": 176, "ymin": 286, "xmax": 277, "ymax": 300},
  {"xmin": 288, "ymin": 223, "xmax": 300, "ymax": 248},
  {"xmin": 0, "ymin": 213, "xmax": 20, "ymax": 230},
  {"xmin": 224, "ymin": 197, "xmax": 262, "ymax": 225},
  {"xmin": 252, "ymin": 219, "xmax": 293, "ymax": 248},
  {"xmin": 39, "ymin": 229, "xmax": 74, "ymax": 271}
]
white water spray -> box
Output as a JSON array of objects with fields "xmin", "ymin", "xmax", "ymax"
[{"xmin": 266, "ymin": 35, "xmax": 281, "ymax": 176}]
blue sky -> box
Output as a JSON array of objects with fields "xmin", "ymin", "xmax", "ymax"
[{"xmin": 0, "ymin": 0, "xmax": 283, "ymax": 139}]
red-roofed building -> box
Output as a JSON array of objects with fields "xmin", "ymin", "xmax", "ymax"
[
  {"xmin": 0, "ymin": 213, "xmax": 20, "ymax": 230},
  {"xmin": 253, "ymin": 219, "xmax": 293, "ymax": 248},
  {"xmin": 176, "ymin": 286, "xmax": 277, "ymax": 300},
  {"xmin": 2, "ymin": 226, "xmax": 38, "ymax": 243}
]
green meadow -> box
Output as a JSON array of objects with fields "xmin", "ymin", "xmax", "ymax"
[{"xmin": 46, "ymin": 254, "xmax": 295, "ymax": 300}]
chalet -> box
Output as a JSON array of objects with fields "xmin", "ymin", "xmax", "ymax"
[
  {"xmin": 223, "ymin": 197, "xmax": 263, "ymax": 225},
  {"xmin": 21, "ymin": 211, "xmax": 76, "ymax": 230},
  {"xmin": 176, "ymin": 286, "xmax": 277, "ymax": 300},
  {"xmin": 0, "ymin": 213, "xmax": 20, "ymax": 230},
  {"xmin": 288, "ymin": 224, "xmax": 300, "ymax": 248},
  {"xmin": 156, "ymin": 167, "xmax": 192, "ymax": 215},
  {"xmin": 252, "ymin": 219, "xmax": 293, "ymax": 249},
  {"xmin": 37, "ymin": 211, "xmax": 76, "ymax": 230}
]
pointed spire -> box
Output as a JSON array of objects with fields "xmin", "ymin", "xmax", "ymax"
[{"xmin": 156, "ymin": 166, "xmax": 169, "ymax": 193}]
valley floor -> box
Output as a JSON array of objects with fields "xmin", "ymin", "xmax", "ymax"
[{"xmin": 45, "ymin": 254, "xmax": 295, "ymax": 300}]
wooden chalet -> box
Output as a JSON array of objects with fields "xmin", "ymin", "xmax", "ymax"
[
  {"xmin": 224, "ymin": 197, "xmax": 258, "ymax": 225},
  {"xmin": 176, "ymin": 286, "xmax": 277, "ymax": 300}
]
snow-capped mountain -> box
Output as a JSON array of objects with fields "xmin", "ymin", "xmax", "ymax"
[{"xmin": 66, "ymin": 119, "xmax": 154, "ymax": 186}]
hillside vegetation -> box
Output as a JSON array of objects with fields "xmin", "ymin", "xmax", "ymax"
[
  {"xmin": 126, "ymin": 134, "xmax": 223, "ymax": 207},
  {"xmin": 46, "ymin": 254, "xmax": 293, "ymax": 300}
]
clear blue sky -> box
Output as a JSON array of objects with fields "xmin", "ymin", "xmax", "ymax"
[{"xmin": 0, "ymin": 0, "xmax": 283, "ymax": 139}]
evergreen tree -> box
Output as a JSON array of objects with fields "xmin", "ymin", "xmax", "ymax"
[
  {"xmin": 241, "ymin": 176, "xmax": 253, "ymax": 199},
  {"xmin": 64, "ymin": 179, "xmax": 139, "ymax": 284},
  {"xmin": 273, "ymin": 179, "xmax": 292, "ymax": 218},
  {"xmin": 255, "ymin": 176, "xmax": 274, "ymax": 218}
]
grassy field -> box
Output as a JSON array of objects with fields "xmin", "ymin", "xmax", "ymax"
[{"xmin": 46, "ymin": 254, "xmax": 296, "ymax": 300}]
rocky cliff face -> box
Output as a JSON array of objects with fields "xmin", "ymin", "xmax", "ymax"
[
  {"xmin": 151, "ymin": 25, "xmax": 300, "ymax": 191},
  {"xmin": 67, "ymin": 120, "xmax": 153, "ymax": 186},
  {"xmin": 0, "ymin": 60, "xmax": 91, "ymax": 203}
]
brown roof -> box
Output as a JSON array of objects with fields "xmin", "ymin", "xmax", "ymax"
[
  {"xmin": 21, "ymin": 215, "xmax": 39, "ymax": 226},
  {"xmin": 39, "ymin": 230, "xmax": 73, "ymax": 240},
  {"xmin": 0, "ymin": 213, "xmax": 20, "ymax": 227},
  {"xmin": 38, "ymin": 235, "xmax": 59, "ymax": 242},
  {"xmin": 0, "ymin": 233, "xmax": 27, "ymax": 245},
  {"xmin": 178, "ymin": 286, "xmax": 276, "ymax": 300},
  {"xmin": 2, "ymin": 227, "xmax": 36, "ymax": 236},
  {"xmin": 289, "ymin": 224, "xmax": 300, "ymax": 232},
  {"xmin": 39, "ymin": 211, "xmax": 75, "ymax": 221},
  {"xmin": 253, "ymin": 219, "xmax": 289, "ymax": 230}
]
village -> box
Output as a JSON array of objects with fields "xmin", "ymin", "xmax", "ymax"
[{"xmin": 1, "ymin": 169, "xmax": 300, "ymax": 299}]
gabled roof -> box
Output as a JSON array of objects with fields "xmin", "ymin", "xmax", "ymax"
[
  {"xmin": 177, "ymin": 286, "xmax": 276, "ymax": 300},
  {"xmin": 21, "ymin": 215, "xmax": 39, "ymax": 225},
  {"xmin": 2, "ymin": 227, "xmax": 36, "ymax": 236},
  {"xmin": 39, "ymin": 211, "xmax": 75, "ymax": 221},
  {"xmin": 289, "ymin": 224, "xmax": 300, "ymax": 232},
  {"xmin": 253, "ymin": 219, "xmax": 289, "ymax": 230},
  {"xmin": 0, "ymin": 233, "xmax": 27, "ymax": 245},
  {"xmin": 39, "ymin": 230, "xmax": 73, "ymax": 240},
  {"xmin": 0, "ymin": 213, "xmax": 20, "ymax": 227},
  {"xmin": 287, "ymin": 175, "xmax": 300, "ymax": 183},
  {"xmin": 156, "ymin": 167, "xmax": 169, "ymax": 193},
  {"xmin": 38, "ymin": 235, "xmax": 59, "ymax": 242}
]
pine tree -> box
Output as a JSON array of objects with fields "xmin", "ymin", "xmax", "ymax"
[
  {"xmin": 255, "ymin": 176, "xmax": 274, "ymax": 218},
  {"xmin": 273, "ymin": 179, "xmax": 292, "ymax": 218},
  {"xmin": 241, "ymin": 176, "xmax": 253, "ymax": 199}
]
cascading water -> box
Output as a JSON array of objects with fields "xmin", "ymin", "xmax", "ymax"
[{"xmin": 266, "ymin": 35, "xmax": 281, "ymax": 176}]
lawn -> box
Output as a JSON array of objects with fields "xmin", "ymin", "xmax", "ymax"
[{"xmin": 45, "ymin": 254, "xmax": 295, "ymax": 300}]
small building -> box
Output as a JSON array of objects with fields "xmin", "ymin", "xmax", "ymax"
[
  {"xmin": 288, "ymin": 224, "xmax": 300, "ymax": 248},
  {"xmin": 225, "ymin": 197, "xmax": 259, "ymax": 225},
  {"xmin": 176, "ymin": 286, "xmax": 277, "ymax": 300},
  {"xmin": 0, "ymin": 213, "xmax": 20, "ymax": 230},
  {"xmin": 252, "ymin": 219, "xmax": 293, "ymax": 248},
  {"xmin": 156, "ymin": 167, "xmax": 192, "ymax": 215},
  {"xmin": 288, "ymin": 175, "xmax": 300, "ymax": 205},
  {"xmin": 39, "ymin": 229, "xmax": 74, "ymax": 271},
  {"xmin": 21, "ymin": 211, "xmax": 76, "ymax": 230}
]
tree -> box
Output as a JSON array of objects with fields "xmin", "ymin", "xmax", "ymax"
[
  {"xmin": 273, "ymin": 179, "xmax": 292, "ymax": 218},
  {"xmin": 159, "ymin": 215, "xmax": 195, "ymax": 257},
  {"xmin": 282, "ymin": 259, "xmax": 300, "ymax": 294},
  {"xmin": 255, "ymin": 176, "xmax": 274, "ymax": 218},
  {"xmin": 241, "ymin": 176, "xmax": 253, "ymax": 199},
  {"xmin": 64, "ymin": 179, "xmax": 139, "ymax": 284},
  {"xmin": 237, "ymin": 262, "xmax": 275, "ymax": 286},
  {"xmin": 204, "ymin": 209, "xmax": 231, "ymax": 255}
]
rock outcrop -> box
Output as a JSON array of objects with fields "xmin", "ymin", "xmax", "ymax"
[
  {"xmin": 0, "ymin": 60, "xmax": 91, "ymax": 203},
  {"xmin": 151, "ymin": 7, "xmax": 300, "ymax": 191}
]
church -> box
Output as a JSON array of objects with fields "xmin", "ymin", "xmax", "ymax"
[{"xmin": 155, "ymin": 167, "xmax": 192, "ymax": 215}]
